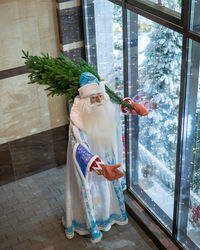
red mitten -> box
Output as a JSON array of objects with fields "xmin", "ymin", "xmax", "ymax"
[{"xmin": 121, "ymin": 97, "xmax": 133, "ymax": 114}]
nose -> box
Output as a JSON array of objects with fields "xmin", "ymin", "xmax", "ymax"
[{"xmin": 96, "ymin": 96, "xmax": 101, "ymax": 103}]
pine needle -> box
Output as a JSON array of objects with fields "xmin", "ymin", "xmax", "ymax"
[{"xmin": 22, "ymin": 51, "xmax": 134, "ymax": 109}]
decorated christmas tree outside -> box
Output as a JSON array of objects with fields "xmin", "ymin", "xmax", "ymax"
[
  {"xmin": 192, "ymin": 98, "xmax": 200, "ymax": 195},
  {"xmin": 138, "ymin": 22, "xmax": 182, "ymax": 172},
  {"xmin": 138, "ymin": 16, "xmax": 200, "ymax": 197}
]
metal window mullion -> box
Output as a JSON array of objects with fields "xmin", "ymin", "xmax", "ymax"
[
  {"xmin": 122, "ymin": 1, "xmax": 128, "ymax": 98},
  {"xmin": 172, "ymin": 34, "xmax": 189, "ymax": 239},
  {"xmin": 81, "ymin": 0, "xmax": 97, "ymax": 66},
  {"xmin": 122, "ymin": 0, "xmax": 131, "ymax": 188},
  {"xmin": 81, "ymin": 0, "xmax": 88, "ymax": 60},
  {"xmin": 126, "ymin": 2, "xmax": 183, "ymax": 34},
  {"xmin": 181, "ymin": 0, "xmax": 191, "ymax": 30},
  {"xmin": 108, "ymin": 0, "xmax": 122, "ymax": 6},
  {"xmin": 187, "ymin": 31, "xmax": 200, "ymax": 43},
  {"xmin": 172, "ymin": 0, "xmax": 191, "ymax": 240}
]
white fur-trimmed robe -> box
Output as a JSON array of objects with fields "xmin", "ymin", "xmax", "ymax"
[{"xmin": 63, "ymin": 99, "xmax": 128, "ymax": 243}]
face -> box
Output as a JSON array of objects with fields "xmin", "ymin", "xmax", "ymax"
[{"xmin": 90, "ymin": 93, "xmax": 104, "ymax": 104}]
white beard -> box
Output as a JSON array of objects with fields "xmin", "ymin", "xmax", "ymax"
[{"xmin": 80, "ymin": 95, "xmax": 118, "ymax": 162}]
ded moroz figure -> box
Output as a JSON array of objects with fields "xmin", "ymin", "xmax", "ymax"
[{"xmin": 62, "ymin": 72, "xmax": 148, "ymax": 243}]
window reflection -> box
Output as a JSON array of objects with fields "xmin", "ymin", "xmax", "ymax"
[
  {"xmin": 190, "ymin": 0, "xmax": 200, "ymax": 34},
  {"xmin": 127, "ymin": 11, "xmax": 182, "ymax": 232},
  {"xmin": 83, "ymin": 1, "xmax": 200, "ymax": 249},
  {"xmin": 133, "ymin": 0, "xmax": 181, "ymax": 14},
  {"xmin": 178, "ymin": 40, "xmax": 200, "ymax": 249}
]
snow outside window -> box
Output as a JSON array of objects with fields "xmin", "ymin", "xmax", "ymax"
[{"xmin": 127, "ymin": 11, "xmax": 182, "ymax": 232}]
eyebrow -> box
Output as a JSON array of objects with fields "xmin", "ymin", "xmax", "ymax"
[{"xmin": 90, "ymin": 94, "xmax": 103, "ymax": 98}]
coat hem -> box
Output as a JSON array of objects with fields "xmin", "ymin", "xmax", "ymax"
[{"xmin": 63, "ymin": 217, "xmax": 128, "ymax": 243}]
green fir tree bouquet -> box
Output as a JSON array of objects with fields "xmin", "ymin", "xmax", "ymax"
[{"xmin": 22, "ymin": 51, "xmax": 134, "ymax": 110}]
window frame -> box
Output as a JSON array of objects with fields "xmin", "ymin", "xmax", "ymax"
[{"xmin": 82, "ymin": 0, "xmax": 200, "ymax": 249}]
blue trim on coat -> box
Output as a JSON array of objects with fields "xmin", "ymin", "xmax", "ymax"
[
  {"xmin": 75, "ymin": 144, "xmax": 94, "ymax": 177},
  {"xmin": 65, "ymin": 213, "xmax": 127, "ymax": 238}
]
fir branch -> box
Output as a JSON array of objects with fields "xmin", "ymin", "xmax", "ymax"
[
  {"xmin": 105, "ymin": 85, "xmax": 134, "ymax": 109},
  {"xmin": 22, "ymin": 51, "xmax": 134, "ymax": 109}
]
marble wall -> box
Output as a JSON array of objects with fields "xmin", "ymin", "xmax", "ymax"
[
  {"xmin": 0, "ymin": 74, "xmax": 50, "ymax": 144},
  {"xmin": 0, "ymin": 0, "xmax": 69, "ymax": 144},
  {"xmin": 0, "ymin": 0, "xmax": 85, "ymax": 185},
  {"xmin": 0, "ymin": 0, "xmax": 59, "ymax": 70},
  {"xmin": 0, "ymin": 125, "xmax": 68, "ymax": 185}
]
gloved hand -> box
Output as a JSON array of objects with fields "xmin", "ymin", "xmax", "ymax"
[
  {"xmin": 131, "ymin": 101, "xmax": 148, "ymax": 116},
  {"xmin": 122, "ymin": 97, "xmax": 148, "ymax": 116},
  {"xmin": 98, "ymin": 163, "xmax": 124, "ymax": 181}
]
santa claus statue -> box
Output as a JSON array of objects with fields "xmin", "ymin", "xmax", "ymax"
[{"xmin": 62, "ymin": 72, "xmax": 148, "ymax": 243}]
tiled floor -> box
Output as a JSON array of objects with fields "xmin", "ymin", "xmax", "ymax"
[{"xmin": 0, "ymin": 167, "xmax": 158, "ymax": 250}]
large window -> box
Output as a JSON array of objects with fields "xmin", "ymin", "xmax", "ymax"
[
  {"xmin": 127, "ymin": 11, "xmax": 182, "ymax": 232},
  {"xmin": 83, "ymin": 0, "xmax": 200, "ymax": 249},
  {"xmin": 177, "ymin": 39, "xmax": 200, "ymax": 249}
]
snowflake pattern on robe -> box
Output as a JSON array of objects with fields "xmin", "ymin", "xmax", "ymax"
[{"xmin": 63, "ymin": 119, "xmax": 127, "ymax": 243}]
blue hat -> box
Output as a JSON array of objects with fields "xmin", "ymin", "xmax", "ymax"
[
  {"xmin": 78, "ymin": 72, "xmax": 105, "ymax": 98},
  {"xmin": 79, "ymin": 72, "xmax": 100, "ymax": 87}
]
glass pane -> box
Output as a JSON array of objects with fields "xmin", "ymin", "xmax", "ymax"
[
  {"xmin": 177, "ymin": 40, "xmax": 200, "ymax": 250},
  {"xmin": 149, "ymin": 0, "xmax": 181, "ymax": 12},
  {"xmin": 190, "ymin": 0, "xmax": 200, "ymax": 34},
  {"xmin": 131, "ymin": 0, "xmax": 181, "ymax": 15},
  {"xmin": 83, "ymin": 0, "xmax": 125, "ymax": 161},
  {"xmin": 127, "ymin": 10, "xmax": 182, "ymax": 232},
  {"xmin": 84, "ymin": 0, "xmax": 123, "ymax": 89}
]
